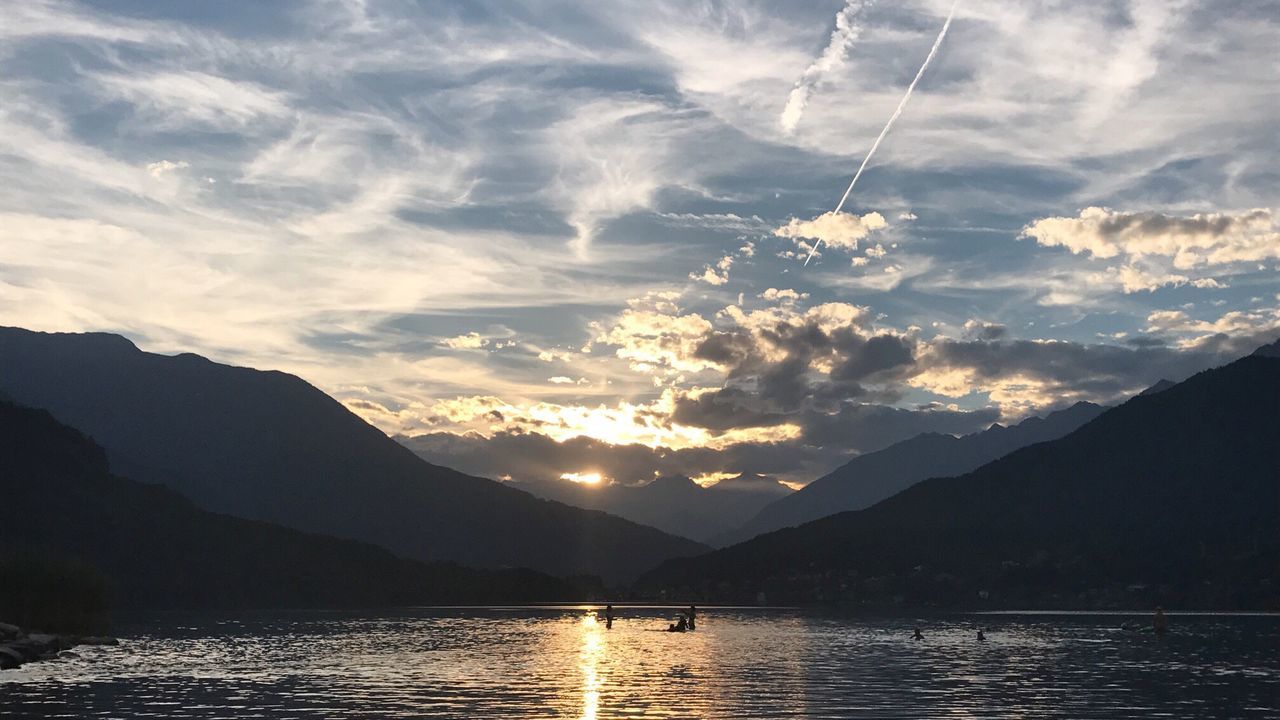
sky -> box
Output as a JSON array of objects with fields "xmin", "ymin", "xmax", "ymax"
[{"xmin": 2, "ymin": 0, "xmax": 1278, "ymax": 487}]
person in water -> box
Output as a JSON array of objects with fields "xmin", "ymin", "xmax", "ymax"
[
  {"xmin": 1153, "ymin": 607, "xmax": 1169, "ymax": 635},
  {"xmin": 912, "ymin": 627, "xmax": 924, "ymax": 641},
  {"xmin": 605, "ymin": 604, "xmax": 614, "ymax": 630},
  {"xmin": 688, "ymin": 605, "xmax": 697, "ymax": 631},
  {"xmin": 977, "ymin": 629, "xmax": 986, "ymax": 642},
  {"xmin": 669, "ymin": 616, "xmax": 689, "ymax": 632}
]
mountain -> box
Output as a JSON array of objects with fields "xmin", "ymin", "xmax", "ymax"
[
  {"xmin": 719, "ymin": 401, "xmax": 1106, "ymax": 545},
  {"xmin": 640, "ymin": 352, "xmax": 1280, "ymax": 610},
  {"xmin": 507, "ymin": 473, "xmax": 792, "ymax": 544},
  {"xmin": 0, "ymin": 400, "xmax": 577, "ymax": 624},
  {"xmin": 1139, "ymin": 379, "xmax": 1176, "ymax": 396},
  {"xmin": 0, "ymin": 328, "xmax": 706, "ymax": 583},
  {"xmin": 1254, "ymin": 338, "xmax": 1280, "ymax": 358}
]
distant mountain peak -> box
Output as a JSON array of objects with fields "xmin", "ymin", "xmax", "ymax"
[
  {"xmin": 1252, "ymin": 338, "xmax": 1280, "ymax": 358},
  {"xmin": 717, "ymin": 398, "xmax": 1109, "ymax": 546},
  {"xmin": 2, "ymin": 326, "xmax": 140, "ymax": 353},
  {"xmin": 1139, "ymin": 379, "xmax": 1177, "ymax": 396},
  {"xmin": 642, "ymin": 349, "xmax": 1280, "ymax": 608},
  {"xmin": 0, "ymin": 326, "xmax": 706, "ymax": 583},
  {"xmin": 646, "ymin": 474, "xmax": 699, "ymax": 490},
  {"xmin": 708, "ymin": 472, "xmax": 793, "ymax": 495}
]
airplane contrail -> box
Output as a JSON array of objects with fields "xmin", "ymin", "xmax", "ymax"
[
  {"xmin": 780, "ymin": 0, "xmax": 869, "ymax": 135},
  {"xmin": 805, "ymin": 0, "xmax": 960, "ymax": 266}
]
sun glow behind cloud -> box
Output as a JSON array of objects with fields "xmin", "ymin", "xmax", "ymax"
[
  {"xmin": 691, "ymin": 471, "xmax": 738, "ymax": 487},
  {"xmin": 414, "ymin": 389, "xmax": 805, "ymax": 451},
  {"xmin": 561, "ymin": 472, "xmax": 604, "ymax": 485}
]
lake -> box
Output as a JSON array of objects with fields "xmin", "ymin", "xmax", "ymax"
[{"xmin": 2, "ymin": 607, "xmax": 1277, "ymax": 718}]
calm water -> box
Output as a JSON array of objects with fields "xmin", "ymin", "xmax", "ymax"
[{"xmin": 2, "ymin": 607, "xmax": 1278, "ymax": 718}]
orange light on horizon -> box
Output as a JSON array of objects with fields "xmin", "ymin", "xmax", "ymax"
[
  {"xmin": 561, "ymin": 471, "xmax": 604, "ymax": 485},
  {"xmin": 691, "ymin": 471, "xmax": 737, "ymax": 488}
]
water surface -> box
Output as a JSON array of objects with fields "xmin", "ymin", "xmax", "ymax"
[{"xmin": 2, "ymin": 607, "xmax": 1277, "ymax": 718}]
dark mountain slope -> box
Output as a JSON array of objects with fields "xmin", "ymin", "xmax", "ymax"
[
  {"xmin": 0, "ymin": 328, "xmax": 705, "ymax": 583},
  {"xmin": 640, "ymin": 354, "xmax": 1280, "ymax": 609},
  {"xmin": 0, "ymin": 401, "xmax": 575, "ymax": 615},
  {"xmin": 722, "ymin": 402, "xmax": 1106, "ymax": 545}
]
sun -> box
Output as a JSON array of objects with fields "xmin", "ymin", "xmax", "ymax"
[{"xmin": 561, "ymin": 472, "xmax": 604, "ymax": 485}]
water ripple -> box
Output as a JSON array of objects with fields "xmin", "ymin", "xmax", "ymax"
[{"xmin": 2, "ymin": 608, "xmax": 1277, "ymax": 718}]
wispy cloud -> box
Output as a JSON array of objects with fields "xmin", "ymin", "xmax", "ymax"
[
  {"xmin": 779, "ymin": 1, "xmax": 869, "ymax": 134},
  {"xmin": 0, "ymin": 0, "xmax": 1275, "ymax": 486}
]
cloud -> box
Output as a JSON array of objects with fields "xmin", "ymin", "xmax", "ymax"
[
  {"xmin": 537, "ymin": 348, "xmax": 578, "ymax": 363},
  {"xmin": 93, "ymin": 71, "xmax": 290, "ymax": 129},
  {"xmin": 398, "ymin": 428, "xmax": 832, "ymax": 487},
  {"xmin": 759, "ymin": 288, "xmax": 808, "ymax": 305},
  {"xmin": 774, "ymin": 210, "xmax": 887, "ymax": 252},
  {"xmin": 908, "ymin": 322, "xmax": 1277, "ymax": 417},
  {"xmin": 962, "ymin": 320, "xmax": 1007, "ymax": 341},
  {"xmin": 399, "ymin": 295, "xmax": 1280, "ymax": 484},
  {"xmin": 1022, "ymin": 207, "xmax": 1279, "ymax": 269},
  {"xmin": 441, "ymin": 332, "xmax": 489, "ymax": 350},
  {"xmin": 413, "ymin": 388, "xmax": 804, "ymax": 453},
  {"xmin": 412, "ymin": 297, "xmax": 934, "ymax": 467},
  {"xmin": 656, "ymin": 213, "xmax": 769, "ymax": 234},
  {"xmin": 1106, "ymin": 265, "xmax": 1197, "ymax": 294},
  {"xmin": 363, "ymin": 292, "xmax": 1274, "ymax": 485},
  {"xmin": 599, "ymin": 298, "xmax": 919, "ymax": 430},
  {"xmin": 395, "ymin": 397, "xmax": 998, "ymax": 487},
  {"xmin": 821, "ymin": 253, "xmax": 935, "ymax": 293},
  {"xmin": 548, "ymin": 98, "xmax": 708, "ymax": 257},
  {"xmin": 1099, "ymin": 265, "xmax": 1225, "ymax": 294},
  {"xmin": 1, "ymin": 0, "xmax": 1277, "ymax": 490},
  {"xmin": 398, "ymin": 394, "xmax": 1000, "ymax": 487},
  {"xmin": 690, "ymin": 254, "xmax": 734, "ymax": 285},
  {"xmin": 690, "ymin": 239, "xmax": 757, "ymax": 286},
  {"xmin": 145, "ymin": 160, "xmax": 189, "ymax": 177},
  {"xmin": 779, "ymin": 1, "xmax": 868, "ymax": 134},
  {"xmin": 593, "ymin": 309, "xmax": 718, "ymax": 373},
  {"xmin": 1145, "ymin": 305, "xmax": 1280, "ymax": 346}
]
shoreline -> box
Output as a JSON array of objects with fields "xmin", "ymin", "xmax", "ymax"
[{"xmin": 0, "ymin": 622, "xmax": 117, "ymax": 671}]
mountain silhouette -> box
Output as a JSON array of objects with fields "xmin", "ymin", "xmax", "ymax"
[
  {"xmin": 0, "ymin": 400, "xmax": 577, "ymax": 614},
  {"xmin": 1254, "ymin": 338, "xmax": 1280, "ymax": 358},
  {"xmin": 719, "ymin": 401, "xmax": 1106, "ymax": 545},
  {"xmin": 1139, "ymin": 379, "xmax": 1177, "ymax": 396},
  {"xmin": 640, "ymin": 351, "xmax": 1280, "ymax": 609},
  {"xmin": 0, "ymin": 328, "xmax": 706, "ymax": 583},
  {"xmin": 508, "ymin": 473, "xmax": 792, "ymax": 544}
]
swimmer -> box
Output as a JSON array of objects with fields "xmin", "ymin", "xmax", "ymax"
[{"xmin": 1153, "ymin": 607, "xmax": 1169, "ymax": 635}]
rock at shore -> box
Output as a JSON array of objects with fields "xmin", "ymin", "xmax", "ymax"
[
  {"xmin": 0, "ymin": 645, "xmax": 23, "ymax": 669},
  {"xmin": 0, "ymin": 622, "xmax": 117, "ymax": 670}
]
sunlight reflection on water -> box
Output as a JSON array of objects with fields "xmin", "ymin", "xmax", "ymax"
[
  {"xmin": 579, "ymin": 613, "xmax": 602, "ymax": 720},
  {"xmin": 1, "ymin": 607, "xmax": 1278, "ymax": 718}
]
